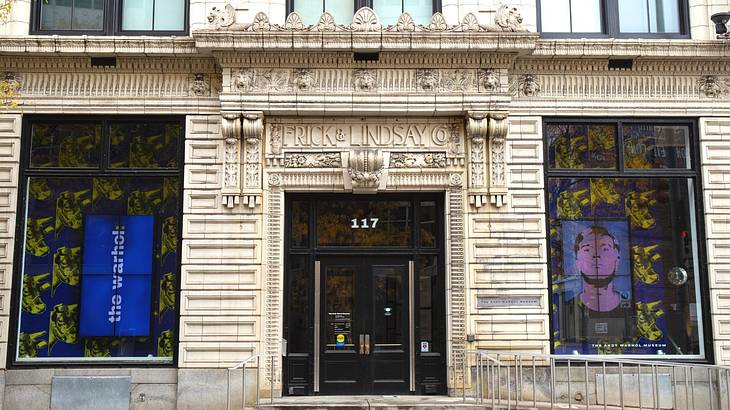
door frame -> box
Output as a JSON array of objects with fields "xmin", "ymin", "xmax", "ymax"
[{"xmin": 282, "ymin": 193, "xmax": 447, "ymax": 396}]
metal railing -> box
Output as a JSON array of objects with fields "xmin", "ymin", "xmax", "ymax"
[
  {"xmin": 226, "ymin": 353, "xmax": 277, "ymax": 410},
  {"xmin": 463, "ymin": 350, "xmax": 730, "ymax": 410}
]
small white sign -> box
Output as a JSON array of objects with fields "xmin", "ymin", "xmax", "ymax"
[{"xmin": 420, "ymin": 341, "xmax": 429, "ymax": 353}]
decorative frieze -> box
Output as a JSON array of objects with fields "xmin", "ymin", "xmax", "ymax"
[
  {"xmin": 699, "ymin": 75, "xmax": 729, "ymax": 98},
  {"xmin": 283, "ymin": 153, "xmax": 342, "ymax": 168},
  {"xmin": 389, "ymin": 152, "xmax": 446, "ymax": 168}
]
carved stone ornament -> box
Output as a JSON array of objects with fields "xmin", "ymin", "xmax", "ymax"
[
  {"xmin": 698, "ymin": 75, "xmax": 728, "ymax": 98},
  {"xmin": 479, "ymin": 69, "xmax": 499, "ymax": 92},
  {"xmin": 190, "ymin": 73, "xmax": 209, "ymax": 96},
  {"xmin": 352, "ymin": 7, "xmax": 380, "ymax": 31},
  {"xmin": 232, "ymin": 69, "xmax": 254, "ymax": 92},
  {"xmin": 518, "ymin": 74, "xmax": 540, "ymax": 97},
  {"xmin": 390, "ymin": 153, "xmax": 446, "ymax": 168},
  {"xmin": 416, "ymin": 69, "xmax": 439, "ymax": 91},
  {"xmin": 466, "ymin": 112, "xmax": 509, "ymax": 209},
  {"xmin": 354, "ymin": 69, "xmax": 377, "ymax": 92},
  {"xmin": 292, "ymin": 69, "xmax": 315, "ymax": 92},
  {"xmin": 442, "ymin": 70, "xmax": 474, "ymax": 92},
  {"xmin": 269, "ymin": 124, "xmax": 282, "ymax": 155},
  {"xmin": 448, "ymin": 124, "xmax": 462, "ymax": 156},
  {"xmin": 284, "ymin": 153, "xmax": 342, "ymax": 168},
  {"xmin": 221, "ymin": 113, "xmax": 242, "ymax": 209},
  {"xmin": 204, "ymin": 5, "xmax": 529, "ymax": 33},
  {"xmin": 346, "ymin": 149, "xmax": 385, "ymax": 192}
]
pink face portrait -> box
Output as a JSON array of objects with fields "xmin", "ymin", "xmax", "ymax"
[{"xmin": 575, "ymin": 231, "xmax": 619, "ymax": 279}]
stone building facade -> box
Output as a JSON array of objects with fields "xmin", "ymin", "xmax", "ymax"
[{"xmin": 1, "ymin": 0, "xmax": 730, "ymax": 408}]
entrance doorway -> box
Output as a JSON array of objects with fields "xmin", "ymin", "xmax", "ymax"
[
  {"xmin": 283, "ymin": 194, "xmax": 447, "ymax": 396},
  {"xmin": 318, "ymin": 256, "xmax": 411, "ymax": 394}
]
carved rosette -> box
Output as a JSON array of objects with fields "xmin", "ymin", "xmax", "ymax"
[
  {"xmin": 221, "ymin": 113, "xmax": 242, "ymax": 208},
  {"xmin": 466, "ymin": 112, "xmax": 508, "ymax": 209}
]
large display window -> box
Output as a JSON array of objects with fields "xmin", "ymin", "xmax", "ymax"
[
  {"xmin": 546, "ymin": 120, "xmax": 706, "ymax": 358},
  {"xmin": 13, "ymin": 118, "xmax": 182, "ymax": 363}
]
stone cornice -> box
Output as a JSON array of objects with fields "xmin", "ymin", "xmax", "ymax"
[
  {"xmin": 534, "ymin": 39, "xmax": 730, "ymax": 59},
  {"xmin": 0, "ymin": 35, "xmax": 198, "ymax": 55}
]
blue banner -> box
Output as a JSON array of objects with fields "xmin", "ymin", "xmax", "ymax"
[{"xmin": 79, "ymin": 215, "xmax": 154, "ymax": 337}]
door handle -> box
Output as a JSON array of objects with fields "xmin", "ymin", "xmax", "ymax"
[
  {"xmin": 364, "ymin": 334, "xmax": 371, "ymax": 356},
  {"xmin": 359, "ymin": 334, "xmax": 365, "ymax": 355}
]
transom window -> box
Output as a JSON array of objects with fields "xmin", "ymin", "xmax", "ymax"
[
  {"xmin": 546, "ymin": 119, "xmax": 706, "ymax": 359},
  {"xmin": 538, "ymin": 0, "xmax": 688, "ymax": 38},
  {"xmin": 33, "ymin": 0, "xmax": 188, "ymax": 35},
  {"xmin": 291, "ymin": 0, "xmax": 439, "ymax": 26}
]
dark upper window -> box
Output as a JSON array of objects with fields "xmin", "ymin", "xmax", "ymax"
[
  {"xmin": 538, "ymin": 0, "xmax": 689, "ymax": 38},
  {"xmin": 32, "ymin": 0, "xmax": 188, "ymax": 35},
  {"xmin": 290, "ymin": 0, "xmax": 440, "ymax": 26}
]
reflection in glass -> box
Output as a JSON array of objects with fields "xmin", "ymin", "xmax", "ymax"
[
  {"xmin": 549, "ymin": 176, "xmax": 702, "ymax": 356},
  {"xmin": 373, "ymin": 0, "xmax": 432, "ymax": 25},
  {"xmin": 291, "ymin": 201, "xmax": 309, "ymax": 248},
  {"xmin": 540, "ymin": 0, "xmax": 602, "ymax": 33},
  {"xmin": 317, "ymin": 200, "xmax": 412, "ymax": 247},
  {"xmin": 623, "ymin": 125, "xmax": 690, "ymax": 169},
  {"xmin": 325, "ymin": 266, "xmax": 354, "ymax": 347},
  {"xmin": 295, "ymin": 0, "xmax": 353, "ymax": 26},
  {"xmin": 41, "ymin": 0, "xmax": 105, "ymax": 31},
  {"xmin": 547, "ymin": 124, "xmax": 617, "ymax": 170},
  {"xmin": 30, "ymin": 123, "xmax": 102, "ymax": 168},
  {"xmin": 373, "ymin": 266, "xmax": 403, "ymax": 348},
  {"xmin": 618, "ymin": 0, "xmax": 680, "ymax": 33},
  {"xmin": 288, "ymin": 256, "xmax": 310, "ymax": 353},
  {"xmin": 418, "ymin": 256, "xmax": 437, "ymax": 350},
  {"xmin": 109, "ymin": 121, "xmax": 180, "ymax": 169},
  {"xmin": 419, "ymin": 201, "xmax": 437, "ymax": 248}
]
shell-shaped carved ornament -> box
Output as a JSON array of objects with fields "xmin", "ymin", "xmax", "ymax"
[
  {"xmin": 285, "ymin": 12, "xmax": 305, "ymax": 30},
  {"xmin": 250, "ymin": 12, "xmax": 270, "ymax": 31},
  {"xmin": 396, "ymin": 13, "xmax": 415, "ymax": 32},
  {"xmin": 352, "ymin": 7, "xmax": 381, "ymax": 31},
  {"xmin": 317, "ymin": 12, "xmax": 337, "ymax": 31},
  {"xmin": 462, "ymin": 13, "xmax": 480, "ymax": 31},
  {"xmin": 429, "ymin": 13, "xmax": 447, "ymax": 31}
]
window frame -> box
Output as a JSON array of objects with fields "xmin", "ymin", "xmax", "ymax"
[
  {"xmin": 543, "ymin": 117, "xmax": 713, "ymax": 361},
  {"xmin": 537, "ymin": 0, "xmax": 690, "ymax": 39},
  {"xmin": 8, "ymin": 115, "xmax": 185, "ymax": 367},
  {"xmin": 286, "ymin": 0, "xmax": 442, "ymax": 21},
  {"xmin": 30, "ymin": 0, "xmax": 189, "ymax": 36}
]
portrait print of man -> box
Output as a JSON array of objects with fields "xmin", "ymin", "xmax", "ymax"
[{"xmin": 558, "ymin": 220, "xmax": 634, "ymax": 350}]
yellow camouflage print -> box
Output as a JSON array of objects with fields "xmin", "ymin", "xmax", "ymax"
[
  {"xmin": 130, "ymin": 135, "xmax": 164, "ymax": 168},
  {"xmin": 92, "ymin": 178, "xmax": 123, "ymax": 204},
  {"xmin": 159, "ymin": 272, "xmax": 175, "ymax": 317},
  {"xmin": 161, "ymin": 217, "xmax": 177, "ymax": 257},
  {"xmin": 84, "ymin": 338, "xmax": 117, "ymax": 357},
  {"xmin": 52, "ymin": 246, "xmax": 81, "ymax": 294},
  {"xmin": 22, "ymin": 272, "xmax": 51, "ymax": 314},
  {"xmin": 555, "ymin": 135, "xmax": 587, "ymax": 169},
  {"xmin": 25, "ymin": 216, "xmax": 54, "ymax": 257},
  {"xmin": 163, "ymin": 177, "xmax": 178, "ymax": 202},
  {"xmin": 58, "ymin": 135, "xmax": 97, "ymax": 167},
  {"xmin": 49, "ymin": 303, "xmax": 79, "ymax": 352},
  {"xmin": 631, "ymin": 244, "xmax": 661, "ymax": 284},
  {"xmin": 625, "ymin": 190, "xmax": 657, "ymax": 230},
  {"xmin": 127, "ymin": 189, "xmax": 161, "ymax": 216},
  {"xmin": 590, "ymin": 179, "xmax": 620, "ymax": 207},
  {"xmin": 29, "ymin": 178, "xmax": 52, "ymax": 201},
  {"xmin": 158, "ymin": 330, "xmax": 173, "ymax": 357},
  {"xmin": 557, "ymin": 189, "xmax": 589, "ymax": 219},
  {"xmin": 18, "ymin": 331, "xmax": 48, "ymax": 357},
  {"xmin": 55, "ymin": 190, "xmax": 91, "ymax": 231},
  {"xmin": 636, "ymin": 301, "xmax": 665, "ymax": 341}
]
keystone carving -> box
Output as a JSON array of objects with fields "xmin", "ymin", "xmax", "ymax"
[{"xmin": 345, "ymin": 149, "xmax": 385, "ymax": 193}]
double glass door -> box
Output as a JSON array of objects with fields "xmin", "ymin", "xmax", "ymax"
[{"xmin": 317, "ymin": 256, "xmax": 413, "ymax": 395}]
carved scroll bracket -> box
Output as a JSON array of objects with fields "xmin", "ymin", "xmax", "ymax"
[
  {"xmin": 222, "ymin": 112, "xmax": 242, "ymax": 209},
  {"xmin": 466, "ymin": 111, "xmax": 508, "ymax": 209},
  {"xmin": 242, "ymin": 112, "xmax": 264, "ymax": 208}
]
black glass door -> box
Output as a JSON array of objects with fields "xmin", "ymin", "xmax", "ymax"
[{"xmin": 318, "ymin": 256, "xmax": 410, "ymax": 395}]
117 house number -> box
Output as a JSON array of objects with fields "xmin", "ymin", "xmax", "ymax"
[{"xmin": 351, "ymin": 218, "xmax": 379, "ymax": 229}]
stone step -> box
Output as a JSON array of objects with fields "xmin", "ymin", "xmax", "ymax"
[{"xmin": 255, "ymin": 395, "xmax": 490, "ymax": 410}]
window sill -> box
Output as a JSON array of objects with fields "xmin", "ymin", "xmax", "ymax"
[{"xmin": 0, "ymin": 35, "xmax": 198, "ymax": 55}]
